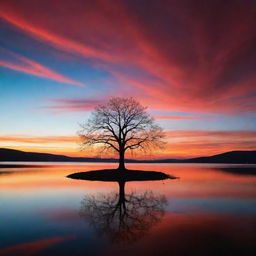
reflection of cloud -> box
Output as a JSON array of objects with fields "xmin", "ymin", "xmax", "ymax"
[
  {"xmin": 105, "ymin": 214, "xmax": 256, "ymax": 256},
  {"xmin": 0, "ymin": 236, "xmax": 74, "ymax": 256},
  {"xmin": 0, "ymin": 0, "xmax": 256, "ymax": 112},
  {"xmin": 41, "ymin": 208, "xmax": 80, "ymax": 221},
  {"xmin": 80, "ymin": 181, "xmax": 167, "ymax": 243},
  {"xmin": 0, "ymin": 171, "xmax": 15, "ymax": 175}
]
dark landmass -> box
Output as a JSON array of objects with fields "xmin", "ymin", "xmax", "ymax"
[
  {"xmin": 0, "ymin": 164, "xmax": 47, "ymax": 168},
  {"xmin": 0, "ymin": 148, "xmax": 256, "ymax": 164},
  {"xmin": 67, "ymin": 169, "xmax": 175, "ymax": 182},
  {"xmin": 0, "ymin": 148, "xmax": 116, "ymax": 163},
  {"xmin": 182, "ymin": 151, "xmax": 256, "ymax": 164},
  {"xmin": 216, "ymin": 167, "xmax": 256, "ymax": 176}
]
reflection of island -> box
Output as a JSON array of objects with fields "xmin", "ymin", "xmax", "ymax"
[{"xmin": 80, "ymin": 180, "xmax": 167, "ymax": 243}]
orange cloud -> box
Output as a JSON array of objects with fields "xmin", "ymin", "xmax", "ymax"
[
  {"xmin": 165, "ymin": 130, "xmax": 256, "ymax": 139},
  {"xmin": 0, "ymin": 135, "xmax": 78, "ymax": 144},
  {"xmin": 1, "ymin": 130, "xmax": 255, "ymax": 158},
  {"xmin": 159, "ymin": 130, "xmax": 256, "ymax": 158}
]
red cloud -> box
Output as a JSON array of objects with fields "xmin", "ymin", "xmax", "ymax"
[{"xmin": 1, "ymin": 0, "xmax": 256, "ymax": 113}]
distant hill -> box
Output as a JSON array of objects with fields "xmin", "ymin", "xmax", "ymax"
[
  {"xmin": 0, "ymin": 148, "xmax": 255, "ymax": 164},
  {"xmin": 183, "ymin": 151, "xmax": 256, "ymax": 164},
  {"xmin": 136, "ymin": 150, "xmax": 256, "ymax": 164},
  {"xmin": 0, "ymin": 148, "xmax": 116, "ymax": 163}
]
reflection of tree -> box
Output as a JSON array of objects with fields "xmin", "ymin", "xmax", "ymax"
[{"xmin": 80, "ymin": 181, "xmax": 167, "ymax": 243}]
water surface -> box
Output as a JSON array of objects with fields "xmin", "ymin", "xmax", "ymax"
[{"xmin": 0, "ymin": 163, "xmax": 256, "ymax": 256}]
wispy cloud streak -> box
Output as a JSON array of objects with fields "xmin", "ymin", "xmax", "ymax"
[
  {"xmin": 1, "ymin": 0, "xmax": 255, "ymax": 112},
  {"xmin": 0, "ymin": 49, "xmax": 84, "ymax": 86},
  {"xmin": 155, "ymin": 116, "xmax": 200, "ymax": 120},
  {"xmin": 41, "ymin": 98, "xmax": 104, "ymax": 113},
  {"xmin": 0, "ymin": 135, "xmax": 78, "ymax": 144}
]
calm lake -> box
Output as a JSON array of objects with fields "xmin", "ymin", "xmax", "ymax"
[{"xmin": 0, "ymin": 163, "xmax": 256, "ymax": 256}]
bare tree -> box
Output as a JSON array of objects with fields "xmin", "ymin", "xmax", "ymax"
[{"xmin": 79, "ymin": 97, "xmax": 165, "ymax": 170}]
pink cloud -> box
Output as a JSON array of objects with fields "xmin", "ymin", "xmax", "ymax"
[
  {"xmin": 0, "ymin": 0, "xmax": 255, "ymax": 112},
  {"xmin": 155, "ymin": 116, "xmax": 200, "ymax": 120},
  {"xmin": 41, "ymin": 98, "xmax": 105, "ymax": 113},
  {"xmin": 0, "ymin": 48, "xmax": 83, "ymax": 86}
]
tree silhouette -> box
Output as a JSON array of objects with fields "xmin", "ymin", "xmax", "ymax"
[
  {"xmin": 80, "ymin": 181, "xmax": 167, "ymax": 243},
  {"xmin": 79, "ymin": 97, "xmax": 165, "ymax": 169}
]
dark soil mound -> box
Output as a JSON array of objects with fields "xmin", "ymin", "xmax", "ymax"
[{"xmin": 67, "ymin": 169, "xmax": 176, "ymax": 182}]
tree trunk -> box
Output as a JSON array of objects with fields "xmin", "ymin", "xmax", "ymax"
[
  {"xmin": 118, "ymin": 181, "xmax": 126, "ymax": 203},
  {"xmin": 118, "ymin": 149, "xmax": 126, "ymax": 170},
  {"xmin": 117, "ymin": 181, "xmax": 126, "ymax": 217}
]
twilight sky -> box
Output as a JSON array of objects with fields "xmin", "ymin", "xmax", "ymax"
[{"xmin": 0, "ymin": 0, "xmax": 255, "ymax": 158}]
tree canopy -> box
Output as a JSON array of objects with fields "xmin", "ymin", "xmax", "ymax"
[{"xmin": 79, "ymin": 97, "xmax": 165, "ymax": 169}]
